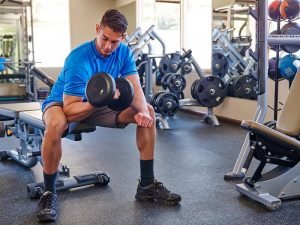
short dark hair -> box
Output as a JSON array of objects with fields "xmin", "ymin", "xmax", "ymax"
[{"xmin": 100, "ymin": 9, "xmax": 128, "ymax": 34}]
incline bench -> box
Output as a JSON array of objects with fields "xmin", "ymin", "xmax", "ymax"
[
  {"xmin": 235, "ymin": 72, "xmax": 300, "ymax": 210},
  {"xmin": 0, "ymin": 102, "xmax": 110, "ymax": 198}
]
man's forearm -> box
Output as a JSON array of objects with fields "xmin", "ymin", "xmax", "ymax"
[{"xmin": 63, "ymin": 102, "xmax": 95, "ymax": 122}]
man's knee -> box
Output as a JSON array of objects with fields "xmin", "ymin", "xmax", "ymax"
[{"xmin": 44, "ymin": 119, "xmax": 68, "ymax": 138}]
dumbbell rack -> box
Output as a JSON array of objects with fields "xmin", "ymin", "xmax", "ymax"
[{"xmin": 225, "ymin": 0, "xmax": 300, "ymax": 180}]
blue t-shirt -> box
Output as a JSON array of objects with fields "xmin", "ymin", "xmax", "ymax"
[{"xmin": 42, "ymin": 40, "xmax": 137, "ymax": 111}]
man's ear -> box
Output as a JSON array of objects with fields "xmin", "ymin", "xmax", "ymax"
[
  {"xmin": 121, "ymin": 33, "xmax": 127, "ymax": 41},
  {"xmin": 96, "ymin": 24, "xmax": 101, "ymax": 34}
]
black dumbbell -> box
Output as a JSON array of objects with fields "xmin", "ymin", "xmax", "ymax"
[{"xmin": 85, "ymin": 73, "xmax": 134, "ymax": 111}]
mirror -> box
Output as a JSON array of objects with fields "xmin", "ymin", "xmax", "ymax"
[{"xmin": 211, "ymin": 0, "xmax": 257, "ymax": 100}]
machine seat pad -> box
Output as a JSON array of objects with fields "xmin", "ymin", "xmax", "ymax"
[
  {"xmin": 0, "ymin": 102, "xmax": 41, "ymax": 118},
  {"xmin": 241, "ymin": 120, "xmax": 300, "ymax": 153},
  {"xmin": 19, "ymin": 110, "xmax": 96, "ymax": 135}
]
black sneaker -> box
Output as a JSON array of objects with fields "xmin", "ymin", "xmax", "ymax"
[
  {"xmin": 36, "ymin": 191, "xmax": 58, "ymax": 222},
  {"xmin": 135, "ymin": 180, "xmax": 181, "ymax": 205}
]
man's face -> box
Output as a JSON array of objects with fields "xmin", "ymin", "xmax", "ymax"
[{"xmin": 95, "ymin": 24, "xmax": 125, "ymax": 57}]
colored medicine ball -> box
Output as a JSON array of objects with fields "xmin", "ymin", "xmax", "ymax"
[
  {"xmin": 278, "ymin": 54, "xmax": 299, "ymax": 80},
  {"xmin": 280, "ymin": 0, "xmax": 300, "ymax": 20},
  {"xmin": 268, "ymin": 0, "xmax": 282, "ymax": 20}
]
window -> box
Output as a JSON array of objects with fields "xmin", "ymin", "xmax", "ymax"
[{"xmin": 32, "ymin": 0, "xmax": 70, "ymax": 67}]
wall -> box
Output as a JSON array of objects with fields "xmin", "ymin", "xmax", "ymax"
[
  {"xmin": 69, "ymin": 0, "xmax": 115, "ymax": 49},
  {"xmin": 116, "ymin": 1, "xmax": 137, "ymax": 36}
]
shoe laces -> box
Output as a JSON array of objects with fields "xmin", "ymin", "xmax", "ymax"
[
  {"xmin": 40, "ymin": 192, "xmax": 56, "ymax": 209},
  {"xmin": 154, "ymin": 182, "xmax": 170, "ymax": 195}
]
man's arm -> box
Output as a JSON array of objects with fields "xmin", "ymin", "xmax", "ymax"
[{"xmin": 63, "ymin": 95, "xmax": 95, "ymax": 122}]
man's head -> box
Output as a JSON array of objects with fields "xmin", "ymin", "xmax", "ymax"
[{"xmin": 95, "ymin": 9, "xmax": 128, "ymax": 57}]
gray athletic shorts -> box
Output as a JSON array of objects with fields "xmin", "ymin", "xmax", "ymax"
[{"xmin": 42, "ymin": 102, "xmax": 128, "ymax": 128}]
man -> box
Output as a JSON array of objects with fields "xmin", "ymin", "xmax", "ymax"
[{"xmin": 37, "ymin": 9, "xmax": 181, "ymax": 222}]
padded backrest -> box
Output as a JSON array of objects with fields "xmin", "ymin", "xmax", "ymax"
[{"xmin": 277, "ymin": 73, "xmax": 300, "ymax": 136}]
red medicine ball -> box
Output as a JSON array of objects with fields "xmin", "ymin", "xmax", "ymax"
[
  {"xmin": 268, "ymin": 0, "xmax": 282, "ymax": 20},
  {"xmin": 280, "ymin": 0, "xmax": 300, "ymax": 20}
]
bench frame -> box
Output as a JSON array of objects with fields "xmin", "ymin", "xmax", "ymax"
[{"xmin": 0, "ymin": 103, "xmax": 110, "ymax": 199}]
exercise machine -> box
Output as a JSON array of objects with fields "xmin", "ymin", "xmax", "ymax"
[
  {"xmin": 235, "ymin": 70, "xmax": 300, "ymax": 210},
  {"xmin": 225, "ymin": 0, "xmax": 300, "ymax": 180}
]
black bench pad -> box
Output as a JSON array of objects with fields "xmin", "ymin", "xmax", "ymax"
[
  {"xmin": 241, "ymin": 120, "xmax": 300, "ymax": 152},
  {"xmin": 0, "ymin": 102, "xmax": 41, "ymax": 118}
]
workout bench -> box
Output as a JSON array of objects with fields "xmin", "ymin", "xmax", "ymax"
[
  {"xmin": 235, "ymin": 73, "xmax": 300, "ymax": 210},
  {"xmin": 0, "ymin": 102, "xmax": 110, "ymax": 198}
]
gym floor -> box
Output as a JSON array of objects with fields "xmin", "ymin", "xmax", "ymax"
[{"xmin": 0, "ymin": 111, "xmax": 299, "ymax": 225}]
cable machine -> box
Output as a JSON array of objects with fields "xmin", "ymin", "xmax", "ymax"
[{"xmin": 0, "ymin": 0, "xmax": 35, "ymax": 101}]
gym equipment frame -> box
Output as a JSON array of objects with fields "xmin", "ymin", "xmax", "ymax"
[
  {"xmin": 0, "ymin": 102, "xmax": 110, "ymax": 198},
  {"xmin": 235, "ymin": 70, "xmax": 300, "ymax": 210}
]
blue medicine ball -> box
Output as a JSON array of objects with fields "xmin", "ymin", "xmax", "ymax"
[{"xmin": 278, "ymin": 54, "xmax": 299, "ymax": 80}]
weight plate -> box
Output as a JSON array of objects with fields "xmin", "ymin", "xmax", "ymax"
[
  {"xmin": 86, "ymin": 73, "xmax": 116, "ymax": 107},
  {"xmin": 159, "ymin": 52, "xmax": 182, "ymax": 75},
  {"xmin": 108, "ymin": 78, "xmax": 134, "ymax": 111},
  {"xmin": 190, "ymin": 79, "xmax": 199, "ymax": 99},
  {"xmin": 212, "ymin": 52, "xmax": 229, "ymax": 78},
  {"xmin": 155, "ymin": 92, "xmax": 179, "ymax": 116},
  {"xmin": 193, "ymin": 75, "xmax": 226, "ymax": 108},
  {"xmin": 225, "ymin": 76, "xmax": 237, "ymax": 97},
  {"xmin": 181, "ymin": 62, "xmax": 192, "ymax": 75},
  {"xmin": 161, "ymin": 73, "xmax": 173, "ymax": 90},
  {"xmin": 166, "ymin": 74, "xmax": 186, "ymax": 93},
  {"xmin": 231, "ymin": 75, "xmax": 257, "ymax": 100}
]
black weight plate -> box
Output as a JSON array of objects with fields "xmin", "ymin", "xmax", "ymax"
[
  {"xmin": 181, "ymin": 62, "xmax": 192, "ymax": 75},
  {"xmin": 190, "ymin": 79, "xmax": 200, "ymax": 99},
  {"xmin": 166, "ymin": 74, "xmax": 186, "ymax": 93},
  {"xmin": 150, "ymin": 91, "xmax": 164, "ymax": 107},
  {"xmin": 161, "ymin": 73, "xmax": 173, "ymax": 90},
  {"xmin": 86, "ymin": 73, "xmax": 115, "ymax": 107},
  {"xmin": 194, "ymin": 75, "xmax": 226, "ymax": 108},
  {"xmin": 226, "ymin": 76, "xmax": 237, "ymax": 96},
  {"xmin": 108, "ymin": 78, "xmax": 134, "ymax": 111},
  {"xmin": 231, "ymin": 75, "xmax": 257, "ymax": 100},
  {"xmin": 212, "ymin": 52, "xmax": 229, "ymax": 78},
  {"xmin": 159, "ymin": 52, "xmax": 182, "ymax": 75},
  {"xmin": 155, "ymin": 92, "xmax": 179, "ymax": 116}
]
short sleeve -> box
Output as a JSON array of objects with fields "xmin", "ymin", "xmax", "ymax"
[
  {"xmin": 63, "ymin": 66, "xmax": 88, "ymax": 97},
  {"xmin": 120, "ymin": 46, "xmax": 138, "ymax": 77}
]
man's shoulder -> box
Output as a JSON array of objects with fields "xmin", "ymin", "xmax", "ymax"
[
  {"xmin": 115, "ymin": 42, "xmax": 132, "ymax": 59},
  {"xmin": 71, "ymin": 41, "xmax": 92, "ymax": 55},
  {"xmin": 65, "ymin": 41, "xmax": 92, "ymax": 64}
]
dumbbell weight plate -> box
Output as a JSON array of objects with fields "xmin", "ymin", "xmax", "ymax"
[
  {"xmin": 108, "ymin": 78, "xmax": 134, "ymax": 111},
  {"xmin": 86, "ymin": 73, "xmax": 116, "ymax": 107}
]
